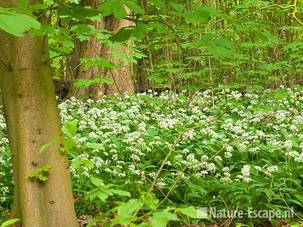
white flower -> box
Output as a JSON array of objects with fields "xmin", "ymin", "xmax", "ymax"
[
  {"xmin": 242, "ymin": 165, "xmax": 250, "ymax": 177},
  {"xmin": 265, "ymin": 165, "xmax": 278, "ymax": 176},
  {"xmin": 254, "ymin": 166, "xmax": 262, "ymax": 172},
  {"xmin": 240, "ymin": 165, "xmax": 251, "ymax": 183},
  {"xmin": 183, "ymin": 129, "xmax": 195, "ymax": 140},
  {"xmin": 201, "ymin": 155, "xmax": 208, "ymax": 162},
  {"xmin": 224, "ymin": 152, "xmax": 232, "ymax": 159},
  {"xmin": 226, "ymin": 145, "xmax": 233, "ymax": 152},
  {"xmin": 284, "ymin": 140, "xmax": 293, "ymax": 150},
  {"xmin": 214, "ymin": 156, "xmax": 222, "ymax": 162},
  {"xmin": 207, "ymin": 163, "xmax": 216, "ymax": 173}
]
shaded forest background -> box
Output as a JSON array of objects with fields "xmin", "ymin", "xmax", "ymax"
[{"xmin": 50, "ymin": 0, "xmax": 303, "ymax": 99}]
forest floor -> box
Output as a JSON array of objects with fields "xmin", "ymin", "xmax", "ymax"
[{"xmin": 1, "ymin": 87, "xmax": 303, "ymax": 226}]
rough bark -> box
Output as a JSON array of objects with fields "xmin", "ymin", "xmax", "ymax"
[
  {"xmin": 0, "ymin": 1, "xmax": 78, "ymax": 226},
  {"xmin": 70, "ymin": 0, "xmax": 134, "ymax": 99}
]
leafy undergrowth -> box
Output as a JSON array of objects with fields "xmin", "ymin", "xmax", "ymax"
[{"xmin": 1, "ymin": 87, "xmax": 303, "ymax": 226}]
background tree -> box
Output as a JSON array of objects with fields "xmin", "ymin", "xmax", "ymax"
[{"xmin": 69, "ymin": 0, "xmax": 134, "ymax": 99}]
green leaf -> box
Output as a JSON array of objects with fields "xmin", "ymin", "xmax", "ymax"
[
  {"xmin": 71, "ymin": 159, "xmax": 94, "ymax": 170},
  {"xmin": 112, "ymin": 199, "xmax": 143, "ymax": 225},
  {"xmin": 58, "ymin": 6, "xmax": 99, "ymax": 20},
  {"xmin": 90, "ymin": 176, "xmax": 104, "ymax": 187},
  {"xmin": 86, "ymin": 143, "xmax": 105, "ymax": 151},
  {"xmin": 116, "ymin": 199, "xmax": 142, "ymax": 215},
  {"xmin": 177, "ymin": 206, "xmax": 209, "ymax": 219},
  {"xmin": 28, "ymin": 165, "xmax": 51, "ymax": 183},
  {"xmin": 109, "ymin": 189, "xmax": 131, "ymax": 197},
  {"xmin": 96, "ymin": 191, "xmax": 109, "ymax": 201},
  {"xmin": 0, "ymin": 7, "xmax": 40, "ymax": 37},
  {"xmin": 132, "ymin": 22, "xmax": 148, "ymax": 39},
  {"xmin": 74, "ymin": 79, "xmax": 94, "ymax": 88},
  {"xmin": 93, "ymin": 77, "xmax": 113, "ymax": 85},
  {"xmin": 100, "ymin": 0, "xmax": 127, "ymax": 19},
  {"xmin": 208, "ymin": 37, "xmax": 235, "ymax": 59},
  {"xmin": 169, "ymin": 2, "xmax": 185, "ymax": 14},
  {"xmin": 124, "ymin": 0, "xmax": 144, "ymax": 14},
  {"xmin": 150, "ymin": 211, "xmax": 178, "ymax": 227},
  {"xmin": 63, "ymin": 120, "xmax": 78, "ymax": 136},
  {"xmin": 39, "ymin": 139, "xmax": 60, "ymax": 154},
  {"xmin": 110, "ymin": 27, "xmax": 134, "ymax": 42},
  {"xmin": 149, "ymin": 0, "xmax": 165, "ymax": 8},
  {"xmin": 81, "ymin": 57, "xmax": 115, "ymax": 70},
  {"xmin": 149, "ymin": 22, "xmax": 167, "ymax": 33},
  {"xmin": 16, "ymin": 0, "xmax": 31, "ymax": 13},
  {"xmin": 1, "ymin": 218, "xmax": 20, "ymax": 227},
  {"xmin": 74, "ymin": 77, "xmax": 113, "ymax": 88},
  {"xmin": 113, "ymin": 4, "xmax": 127, "ymax": 20}
]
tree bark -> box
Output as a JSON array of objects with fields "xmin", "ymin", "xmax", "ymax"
[
  {"xmin": 0, "ymin": 1, "xmax": 78, "ymax": 226},
  {"xmin": 70, "ymin": 0, "xmax": 134, "ymax": 99}
]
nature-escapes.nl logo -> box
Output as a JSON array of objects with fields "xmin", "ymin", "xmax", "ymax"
[{"xmin": 197, "ymin": 207, "xmax": 295, "ymax": 220}]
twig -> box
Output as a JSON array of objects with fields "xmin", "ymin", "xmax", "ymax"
[
  {"xmin": 44, "ymin": 54, "xmax": 67, "ymax": 64},
  {"xmin": 290, "ymin": 0, "xmax": 303, "ymax": 26}
]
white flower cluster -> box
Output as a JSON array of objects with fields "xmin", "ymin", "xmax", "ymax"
[{"xmin": 0, "ymin": 87, "xmax": 303, "ymax": 212}]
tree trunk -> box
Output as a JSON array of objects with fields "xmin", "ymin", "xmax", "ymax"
[
  {"xmin": 0, "ymin": 1, "xmax": 78, "ymax": 226},
  {"xmin": 70, "ymin": 0, "xmax": 134, "ymax": 99}
]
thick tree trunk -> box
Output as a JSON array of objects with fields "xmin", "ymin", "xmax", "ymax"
[
  {"xmin": 0, "ymin": 1, "xmax": 78, "ymax": 226},
  {"xmin": 70, "ymin": 0, "xmax": 134, "ymax": 99}
]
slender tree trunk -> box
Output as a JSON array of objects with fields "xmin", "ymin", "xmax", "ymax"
[
  {"xmin": 70, "ymin": 0, "xmax": 134, "ymax": 99},
  {"xmin": 0, "ymin": 1, "xmax": 78, "ymax": 226}
]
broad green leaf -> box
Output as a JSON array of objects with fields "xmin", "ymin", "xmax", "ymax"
[
  {"xmin": 93, "ymin": 76, "xmax": 113, "ymax": 85},
  {"xmin": 124, "ymin": 0, "xmax": 144, "ymax": 14},
  {"xmin": 149, "ymin": 22, "xmax": 167, "ymax": 33},
  {"xmin": 97, "ymin": 192, "xmax": 109, "ymax": 201},
  {"xmin": 39, "ymin": 139, "xmax": 60, "ymax": 154},
  {"xmin": 110, "ymin": 27, "xmax": 134, "ymax": 42},
  {"xmin": 0, "ymin": 8, "xmax": 40, "ymax": 37},
  {"xmin": 90, "ymin": 176, "xmax": 104, "ymax": 187},
  {"xmin": 71, "ymin": 159, "xmax": 94, "ymax": 170},
  {"xmin": 208, "ymin": 37, "xmax": 235, "ymax": 59},
  {"xmin": 149, "ymin": 0, "xmax": 165, "ymax": 8},
  {"xmin": 169, "ymin": 2, "xmax": 185, "ymax": 14},
  {"xmin": 116, "ymin": 199, "xmax": 142, "ymax": 215},
  {"xmin": 112, "ymin": 199, "xmax": 142, "ymax": 225},
  {"xmin": 81, "ymin": 57, "xmax": 115, "ymax": 70},
  {"xmin": 86, "ymin": 143, "xmax": 105, "ymax": 151},
  {"xmin": 132, "ymin": 22, "xmax": 148, "ymax": 39},
  {"xmin": 150, "ymin": 211, "xmax": 178, "ymax": 227},
  {"xmin": 1, "ymin": 218, "xmax": 20, "ymax": 227},
  {"xmin": 113, "ymin": 4, "xmax": 127, "ymax": 20},
  {"xmin": 100, "ymin": 0, "xmax": 127, "ymax": 19},
  {"xmin": 109, "ymin": 189, "xmax": 131, "ymax": 197},
  {"xmin": 63, "ymin": 120, "xmax": 78, "ymax": 136},
  {"xmin": 74, "ymin": 79, "xmax": 94, "ymax": 88},
  {"xmin": 74, "ymin": 77, "xmax": 113, "ymax": 88},
  {"xmin": 16, "ymin": 0, "xmax": 31, "ymax": 12},
  {"xmin": 177, "ymin": 206, "xmax": 209, "ymax": 219},
  {"xmin": 58, "ymin": 6, "xmax": 99, "ymax": 20}
]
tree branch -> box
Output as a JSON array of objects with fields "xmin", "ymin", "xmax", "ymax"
[{"xmin": 291, "ymin": 0, "xmax": 303, "ymax": 26}]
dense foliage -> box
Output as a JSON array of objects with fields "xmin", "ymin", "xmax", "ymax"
[
  {"xmin": 2, "ymin": 0, "xmax": 302, "ymax": 91},
  {"xmin": 1, "ymin": 0, "xmax": 303, "ymax": 226},
  {"xmin": 1, "ymin": 87, "xmax": 303, "ymax": 225},
  {"xmin": 136, "ymin": 0, "xmax": 303, "ymax": 91}
]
